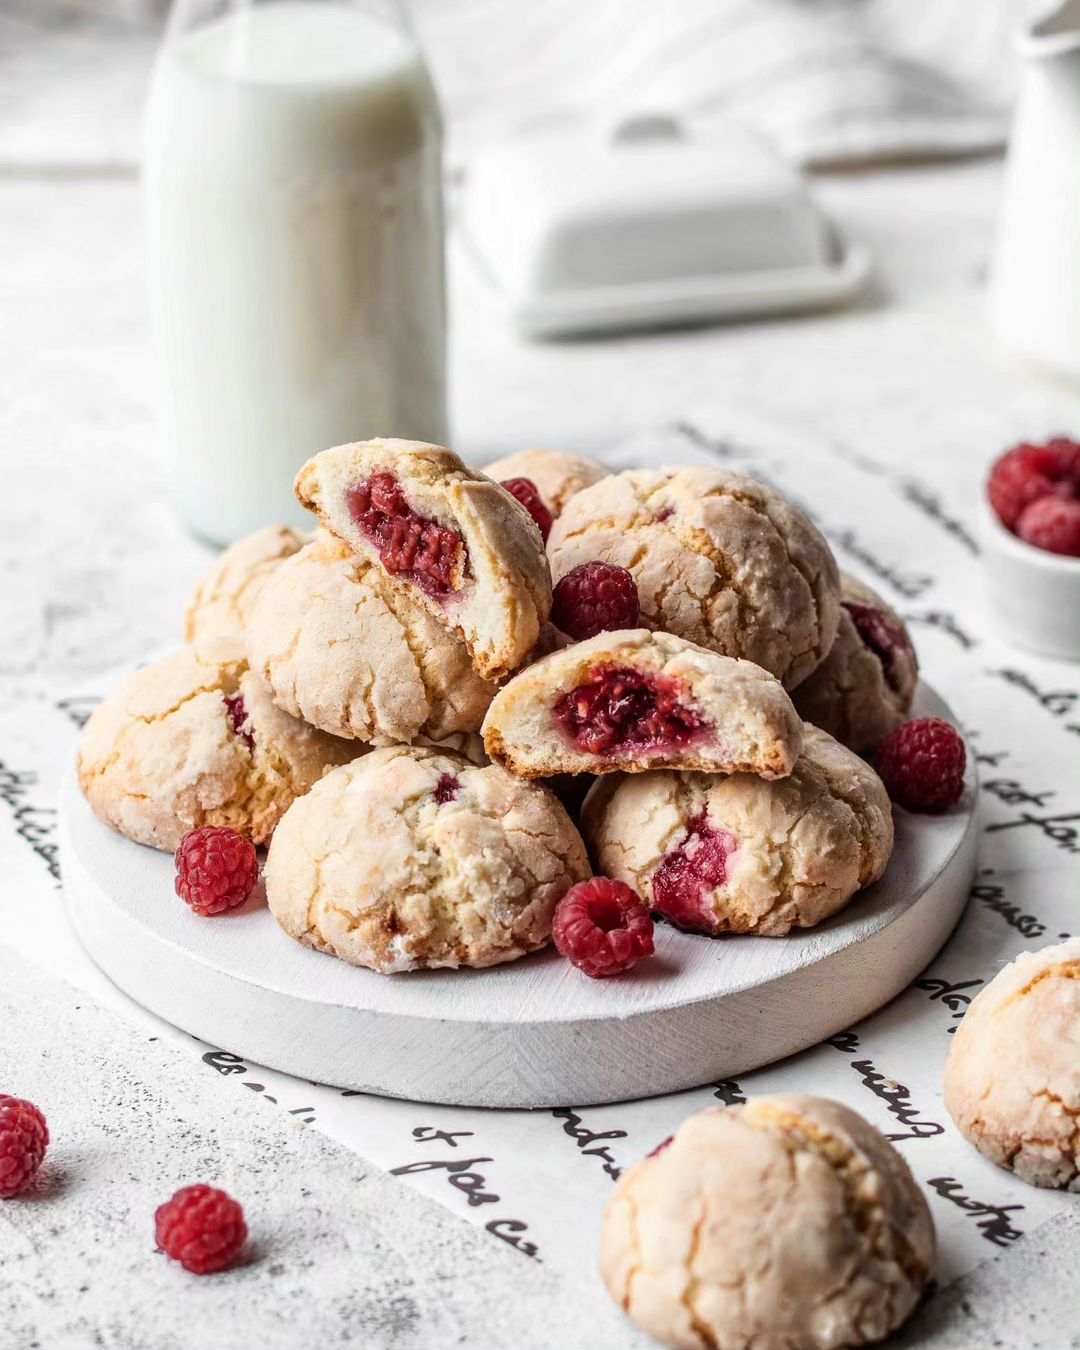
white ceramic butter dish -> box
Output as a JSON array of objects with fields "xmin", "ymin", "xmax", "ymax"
[{"xmin": 457, "ymin": 116, "xmax": 870, "ymax": 338}]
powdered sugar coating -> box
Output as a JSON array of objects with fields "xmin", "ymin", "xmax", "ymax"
[
  {"xmin": 547, "ymin": 467, "xmax": 840, "ymax": 688},
  {"xmin": 600, "ymin": 1094, "xmax": 934, "ymax": 1350},
  {"xmin": 246, "ymin": 536, "xmax": 497, "ymax": 745},
  {"xmin": 185, "ymin": 524, "xmax": 309, "ymax": 642},
  {"xmin": 265, "ymin": 745, "xmax": 591, "ymax": 973},
  {"xmin": 793, "ymin": 572, "xmax": 918, "ymax": 752},
  {"xmin": 583, "ymin": 724, "xmax": 893, "ymax": 936},
  {"xmin": 77, "ymin": 639, "xmax": 355, "ymax": 851},
  {"xmin": 944, "ymin": 937, "xmax": 1080, "ymax": 1191}
]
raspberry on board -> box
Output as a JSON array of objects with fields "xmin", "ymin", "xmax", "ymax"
[
  {"xmin": 552, "ymin": 877, "xmax": 654, "ymax": 978},
  {"xmin": 1015, "ymin": 496, "xmax": 1080, "ymax": 557},
  {"xmin": 987, "ymin": 439, "xmax": 1080, "ymax": 530},
  {"xmin": 175, "ymin": 826, "xmax": 259, "ymax": 916},
  {"xmin": 155, "ymin": 1184, "xmax": 248, "ymax": 1274},
  {"xmin": 0, "ymin": 1096, "xmax": 49, "ymax": 1198},
  {"xmin": 875, "ymin": 716, "xmax": 966, "ymax": 813},
  {"xmin": 551, "ymin": 562, "xmax": 640, "ymax": 642},
  {"xmin": 500, "ymin": 477, "xmax": 553, "ymax": 543}
]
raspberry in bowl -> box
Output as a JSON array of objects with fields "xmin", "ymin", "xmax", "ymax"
[{"xmin": 981, "ymin": 437, "xmax": 1080, "ymax": 661}]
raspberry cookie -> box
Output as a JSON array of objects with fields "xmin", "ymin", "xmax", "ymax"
[
  {"xmin": 482, "ymin": 630, "xmax": 802, "ymax": 779},
  {"xmin": 481, "ymin": 449, "xmax": 610, "ymax": 517},
  {"xmin": 294, "ymin": 438, "xmax": 551, "ymax": 679},
  {"xmin": 185, "ymin": 524, "xmax": 309, "ymax": 643},
  {"xmin": 944, "ymin": 937, "xmax": 1080, "ymax": 1191},
  {"xmin": 246, "ymin": 535, "xmax": 497, "ymax": 745},
  {"xmin": 547, "ymin": 467, "xmax": 840, "ymax": 688},
  {"xmin": 77, "ymin": 639, "xmax": 355, "ymax": 851},
  {"xmin": 265, "ymin": 745, "xmax": 591, "ymax": 972},
  {"xmin": 600, "ymin": 1095, "xmax": 934, "ymax": 1350},
  {"xmin": 583, "ymin": 724, "xmax": 893, "ymax": 936},
  {"xmin": 793, "ymin": 573, "xmax": 917, "ymax": 752}
]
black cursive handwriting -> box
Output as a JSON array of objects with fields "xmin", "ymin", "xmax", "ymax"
[
  {"xmin": 551, "ymin": 1108, "xmax": 626, "ymax": 1180},
  {"xmin": 927, "ymin": 1177, "xmax": 1024, "ymax": 1247},
  {"xmin": 850, "ymin": 1059, "xmax": 945, "ymax": 1141}
]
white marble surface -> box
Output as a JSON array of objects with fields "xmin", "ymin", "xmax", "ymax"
[{"xmin": 3, "ymin": 6, "xmax": 1080, "ymax": 1348}]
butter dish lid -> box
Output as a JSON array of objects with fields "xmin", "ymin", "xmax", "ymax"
[{"xmin": 457, "ymin": 116, "xmax": 870, "ymax": 338}]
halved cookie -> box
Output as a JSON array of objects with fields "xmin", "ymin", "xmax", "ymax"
[
  {"xmin": 481, "ymin": 629, "xmax": 803, "ymax": 779},
  {"xmin": 294, "ymin": 438, "xmax": 551, "ymax": 680}
]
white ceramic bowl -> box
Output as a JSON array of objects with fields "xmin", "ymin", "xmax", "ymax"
[{"xmin": 979, "ymin": 496, "xmax": 1080, "ymax": 661}]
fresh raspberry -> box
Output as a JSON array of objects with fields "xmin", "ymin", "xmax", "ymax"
[
  {"xmin": 552, "ymin": 878, "xmax": 654, "ymax": 978},
  {"xmin": 155, "ymin": 1184, "xmax": 247, "ymax": 1274},
  {"xmin": 1015, "ymin": 496, "xmax": 1080, "ymax": 557},
  {"xmin": 551, "ymin": 562, "xmax": 640, "ymax": 641},
  {"xmin": 875, "ymin": 717, "xmax": 966, "ymax": 812},
  {"xmin": 987, "ymin": 439, "xmax": 1080, "ymax": 530},
  {"xmin": 500, "ymin": 477, "xmax": 553, "ymax": 542},
  {"xmin": 346, "ymin": 472, "xmax": 464, "ymax": 597},
  {"xmin": 0, "ymin": 1096, "xmax": 49, "ymax": 1197},
  {"xmin": 652, "ymin": 813, "xmax": 735, "ymax": 933},
  {"xmin": 552, "ymin": 665, "xmax": 706, "ymax": 756},
  {"xmin": 175, "ymin": 826, "xmax": 259, "ymax": 916}
]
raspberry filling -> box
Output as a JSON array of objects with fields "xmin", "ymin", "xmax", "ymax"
[
  {"xmin": 843, "ymin": 601, "xmax": 909, "ymax": 694},
  {"xmin": 552, "ymin": 665, "xmax": 708, "ymax": 757},
  {"xmin": 652, "ymin": 812, "xmax": 736, "ymax": 934},
  {"xmin": 432, "ymin": 772, "xmax": 460, "ymax": 804},
  {"xmin": 223, "ymin": 694, "xmax": 254, "ymax": 750},
  {"xmin": 346, "ymin": 472, "xmax": 465, "ymax": 598}
]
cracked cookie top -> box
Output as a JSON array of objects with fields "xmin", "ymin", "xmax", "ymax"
[
  {"xmin": 77, "ymin": 638, "xmax": 356, "ymax": 851},
  {"xmin": 944, "ymin": 936, "xmax": 1080, "ymax": 1192},
  {"xmin": 481, "ymin": 448, "xmax": 610, "ymax": 518},
  {"xmin": 583, "ymin": 724, "xmax": 893, "ymax": 937},
  {"xmin": 265, "ymin": 745, "xmax": 591, "ymax": 973},
  {"xmin": 482, "ymin": 628, "xmax": 803, "ymax": 780},
  {"xmin": 294, "ymin": 438, "xmax": 552, "ymax": 680},
  {"xmin": 793, "ymin": 572, "xmax": 918, "ymax": 753},
  {"xmin": 246, "ymin": 535, "xmax": 497, "ymax": 746},
  {"xmin": 600, "ymin": 1094, "xmax": 934, "ymax": 1350},
  {"xmin": 546, "ymin": 467, "xmax": 840, "ymax": 689},
  {"xmin": 185, "ymin": 524, "xmax": 310, "ymax": 643}
]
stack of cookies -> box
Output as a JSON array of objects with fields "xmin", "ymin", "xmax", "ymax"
[{"xmin": 78, "ymin": 438, "xmax": 922, "ymax": 977}]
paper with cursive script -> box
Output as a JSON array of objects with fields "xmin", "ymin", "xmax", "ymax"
[{"xmin": 4, "ymin": 406, "xmax": 1078, "ymax": 1290}]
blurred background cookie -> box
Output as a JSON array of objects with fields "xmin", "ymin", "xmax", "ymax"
[{"xmin": 184, "ymin": 524, "xmax": 310, "ymax": 642}]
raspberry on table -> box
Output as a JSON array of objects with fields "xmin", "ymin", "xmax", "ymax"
[
  {"xmin": 500, "ymin": 477, "xmax": 553, "ymax": 542},
  {"xmin": 987, "ymin": 439, "xmax": 1080, "ymax": 530},
  {"xmin": 875, "ymin": 717, "xmax": 966, "ymax": 812},
  {"xmin": 551, "ymin": 562, "xmax": 640, "ymax": 641},
  {"xmin": 552, "ymin": 877, "xmax": 654, "ymax": 978},
  {"xmin": 0, "ymin": 1096, "xmax": 49, "ymax": 1197},
  {"xmin": 1015, "ymin": 496, "xmax": 1080, "ymax": 557},
  {"xmin": 155, "ymin": 1184, "xmax": 247, "ymax": 1274},
  {"xmin": 175, "ymin": 826, "xmax": 259, "ymax": 916}
]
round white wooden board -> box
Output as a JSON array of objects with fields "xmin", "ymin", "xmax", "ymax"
[{"xmin": 60, "ymin": 685, "xmax": 976, "ymax": 1108}]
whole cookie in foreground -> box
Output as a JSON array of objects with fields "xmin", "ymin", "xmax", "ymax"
[
  {"xmin": 184, "ymin": 523, "xmax": 309, "ymax": 642},
  {"xmin": 77, "ymin": 639, "xmax": 355, "ymax": 851},
  {"xmin": 482, "ymin": 629, "xmax": 803, "ymax": 779},
  {"xmin": 793, "ymin": 572, "xmax": 918, "ymax": 752},
  {"xmin": 547, "ymin": 467, "xmax": 840, "ymax": 688},
  {"xmin": 600, "ymin": 1095, "xmax": 934, "ymax": 1350},
  {"xmin": 266, "ymin": 746, "xmax": 591, "ymax": 972},
  {"xmin": 295, "ymin": 438, "xmax": 551, "ymax": 679},
  {"xmin": 583, "ymin": 724, "xmax": 893, "ymax": 936},
  {"xmin": 944, "ymin": 936, "xmax": 1080, "ymax": 1191},
  {"xmin": 246, "ymin": 536, "xmax": 496, "ymax": 744},
  {"xmin": 481, "ymin": 448, "xmax": 610, "ymax": 517}
]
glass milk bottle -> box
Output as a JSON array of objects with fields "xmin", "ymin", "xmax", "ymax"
[{"xmin": 144, "ymin": 0, "xmax": 447, "ymax": 543}]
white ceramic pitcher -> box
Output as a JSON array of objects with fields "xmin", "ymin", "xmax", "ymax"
[{"xmin": 988, "ymin": 0, "xmax": 1080, "ymax": 377}]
